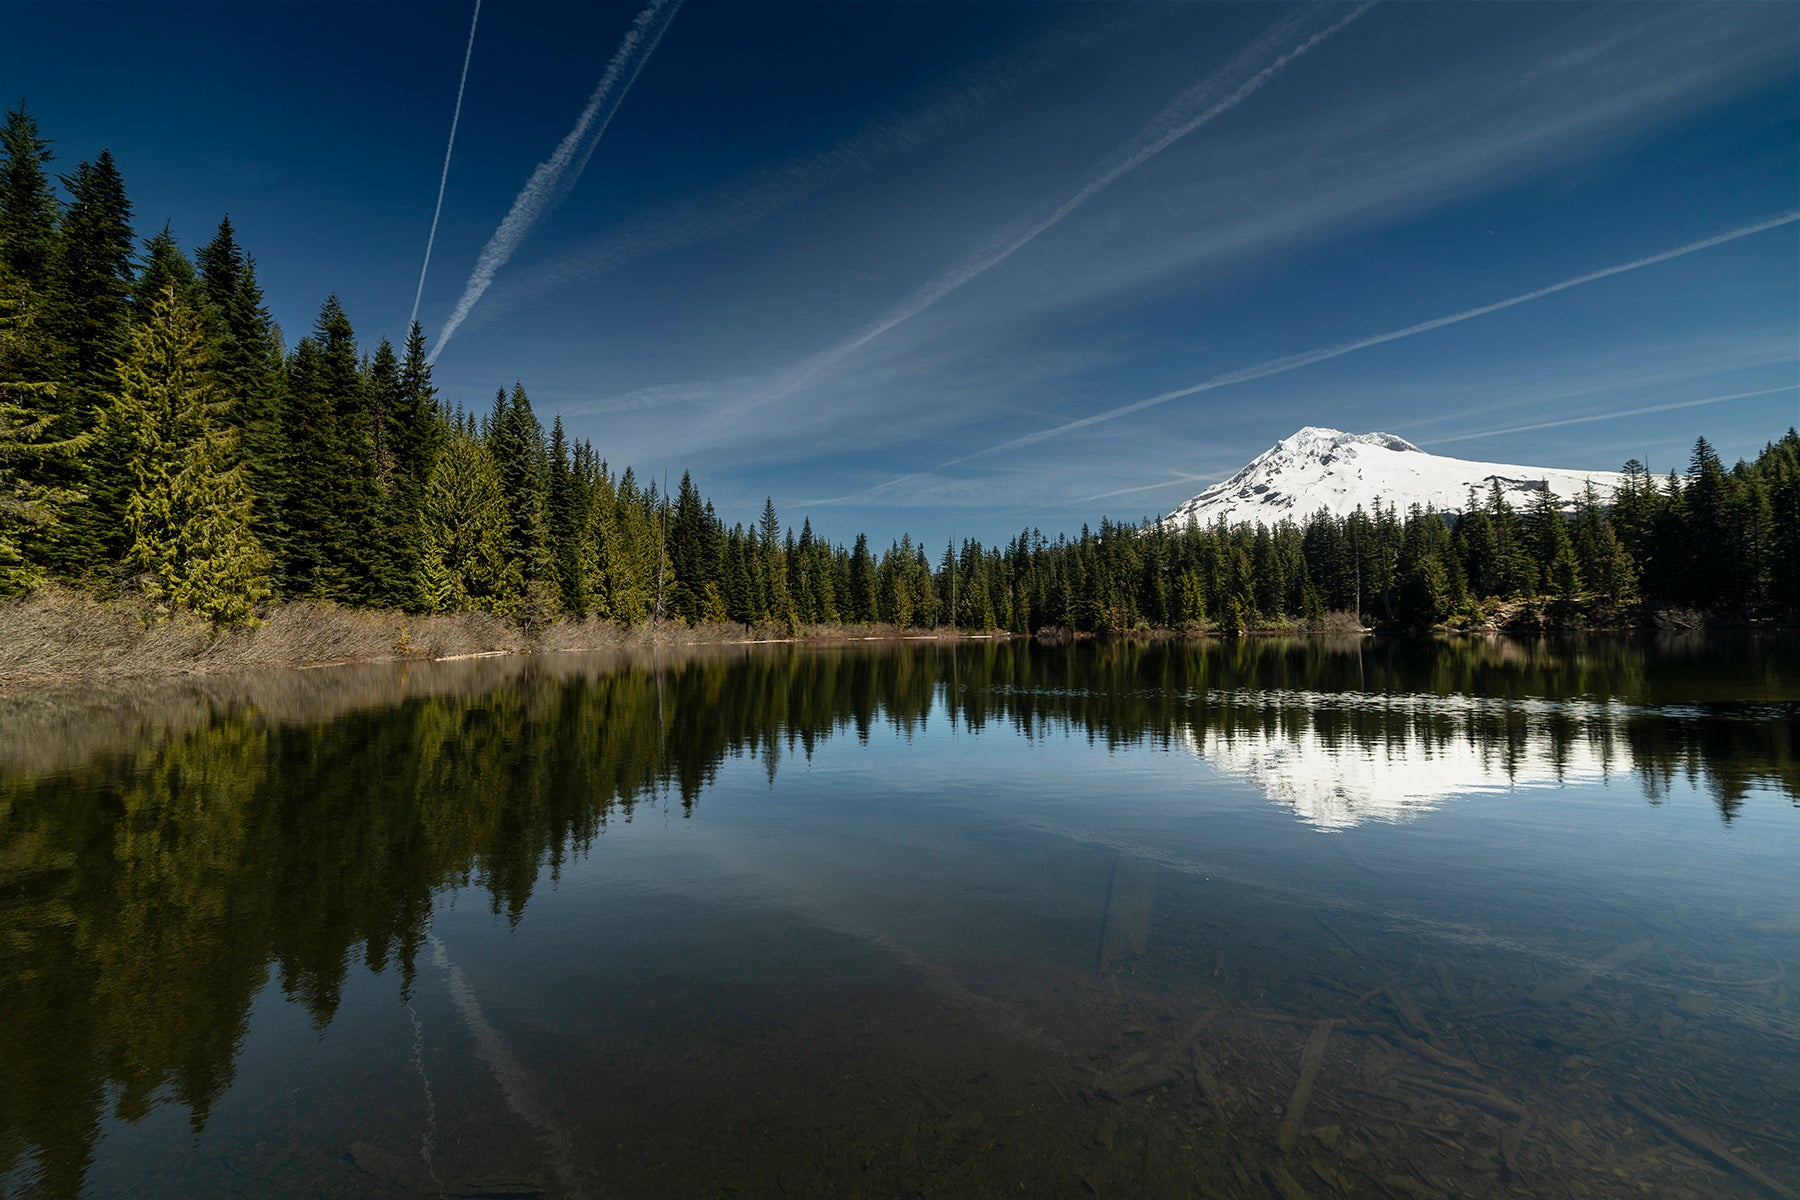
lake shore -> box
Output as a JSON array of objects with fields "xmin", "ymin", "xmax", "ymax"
[
  {"xmin": 0, "ymin": 586, "xmax": 1011, "ymax": 688},
  {"xmin": 7, "ymin": 586, "xmax": 1782, "ymax": 689}
]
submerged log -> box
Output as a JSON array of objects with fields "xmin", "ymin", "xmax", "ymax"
[
  {"xmin": 1619, "ymin": 1092, "xmax": 1800, "ymax": 1200},
  {"xmin": 1277, "ymin": 1020, "xmax": 1337, "ymax": 1154},
  {"xmin": 1528, "ymin": 939, "xmax": 1653, "ymax": 1005}
]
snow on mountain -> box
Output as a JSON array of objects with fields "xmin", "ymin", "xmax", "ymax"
[
  {"xmin": 1162, "ymin": 427, "xmax": 1628, "ymax": 529},
  {"xmin": 1176, "ymin": 690, "xmax": 1615, "ymax": 830}
]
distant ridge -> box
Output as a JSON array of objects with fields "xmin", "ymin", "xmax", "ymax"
[{"xmin": 1162, "ymin": 427, "xmax": 1628, "ymax": 529}]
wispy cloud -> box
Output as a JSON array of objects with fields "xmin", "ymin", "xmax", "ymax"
[
  {"xmin": 923, "ymin": 211, "xmax": 1799, "ymax": 469},
  {"xmin": 1429, "ymin": 385, "xmax": 1799, "ymax": 446},
  {"xmin": 1073, "ymin": 473, "xmax": 1218, "ymax": 505},
  {"xmin": 732, "ymin": 1, "xmax": 1376, "ymax": 415},
  {"xmin": 431, "ymin": 0, "xmax": 682, "ymax": 361},
  {"xmin": 409, "ymin": 0, "xmax": 482, "ymax": 332},
  {"xmin": 455, "ymin": 8, "xmax": 1158, "ymax": 336}
]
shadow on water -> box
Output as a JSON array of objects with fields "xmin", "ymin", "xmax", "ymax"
[{"xmin": 0, "ymin": 634, "xmax": 1796, "ymax": 1198}]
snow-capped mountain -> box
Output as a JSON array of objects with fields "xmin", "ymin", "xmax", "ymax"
[
  {"xmin": 1179, "ymin": 692, "xmax": 1614, "ymax": 830},
  {"xmin": 1162, "ymin": 427, "xmax": 1629, "ymax": 529}
]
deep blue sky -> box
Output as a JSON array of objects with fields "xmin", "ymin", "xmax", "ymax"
[{"xmin": 7, "ymin": 1, "xmax": 1797, "ymax": 549}]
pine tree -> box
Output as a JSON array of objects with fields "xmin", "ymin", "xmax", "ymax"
[
  {"xmin": 0, "ymin": 105, "xmax": 60, "ymax": 289},
  {"xmin": 131, "ymin": 224, "xmax": 201, "ymax": 314},
  {"xmin": 487, "ymin": 382, "xmax": 551, "ymax": 589},
  {"xmin": 196, "ymin": 218, "xmax": 285, "ymax": 547},
  {"xmin": 415, "ymin": 418, "xmax": 519, "ymax": 614},
  {"xmin": 848, "ymin": 532, "xmax": 876, "ymax": 623},
  {"xmin": 0, "ymin": 261, "xmax": 85, "ymax": 589},
  {"xmin": 44, "ymin": 150, "xmax": 136, "ymax": 574},
  {"xmin": 0, "ymin": 371, "xmax": 80, "ymax": 592},
  {"xmin": 51, "ymin": 150, "xmax": 135, "ymax": 388},
  {"xmin": 758, "ymin": 496, "xmax": 790, "ymax": 622},
  {"xmin": 664, "ymin": 470, "xmax": 713, "ymax": 623},
  {"xmin": 361, "ymin": 337, "xmax": 411, "ymax": 605},
  {"xmin": 1764, "ymin": 430, "xmax": 1800, "ymax": 616},
  {"xmin": 110, "ymin": 287, "xmax": 271, "ymax": 623},
  {"xmin": 546, "ymin": 414, "xmax": 589, "ymax": 615},
  {"xmin": 280, "ymin": 296, "xmax": 385, "ymax": 601}
]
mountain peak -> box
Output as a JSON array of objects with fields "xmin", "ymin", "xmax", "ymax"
[
  {"xmin": 1162, "ymin": 429, "xmax": 1626, "ymax": 529},
  {"xmin": 1280, "ymin": 427, "xmax": 1423, "ymax": 455}
]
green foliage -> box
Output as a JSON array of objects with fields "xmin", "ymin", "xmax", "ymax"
[
  {"xmin": 111, "ymin": 287, "xmax": 271, "ymax": 624},
  {"xmin": 0, "ymin": 262, "xmax": 87, "ymax": 592},
  {"xmin": 0, "ymin": 104, "xmax": 60, "ymax": 287},
  {"xmin": 415, "ymin": 420, "xmax": 519, "ymax": 615},
  {"xmin": 196, "ymin": 216, "xmax": 285, "ymax": 543}
]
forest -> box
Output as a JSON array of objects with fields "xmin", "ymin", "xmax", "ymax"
[{"xmin": 3, "ymin": 104, "xmax": 1796, "ymax": 638}]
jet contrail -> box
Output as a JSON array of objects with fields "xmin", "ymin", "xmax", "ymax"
[
  {"xmin": 429, "ymin": 934, "xmax": 585, "ymax": 1198},
  {"xmin": 432, "ymin": 0, "xmax": 682, "ymax": 360},
  {"xmin": 1431, "ymin": 385, "xmax": 1799, "ymax": 444},
  {"xmin": 741, "ymin": 0, "xmax": 1376, "ymax": 409},
  {"xmin": 409, "ymin": 0, "xmax": 482, "ymax": 332},
  {"xmin": 443, "ymin": 7, "xmax": 1157, "ymax": 339},
  {"xmin": 923, "ymin": 210, "xmax": 1800, "ymax": 472}
]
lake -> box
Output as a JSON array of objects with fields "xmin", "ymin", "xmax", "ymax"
[{"xmin": 2, "ymin": 635, "xmax": 1796, "ymax": 1199}]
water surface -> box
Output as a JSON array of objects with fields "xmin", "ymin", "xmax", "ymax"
[{"xmin": 2, "ymin": 636, "xmax": 1797, "ymax": 1198}]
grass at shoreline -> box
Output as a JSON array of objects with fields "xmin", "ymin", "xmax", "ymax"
[{"xmin": 0, "ymin": 586, "xmax": 997, "ymax": 687}]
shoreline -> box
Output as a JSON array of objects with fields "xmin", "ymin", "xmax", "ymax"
[
  {"xmin": 0, "ymin": 586, "xmax": 1019, "ymax": 690},
  {"xmin": 3, "ymin": 587, "xmax": 1785, "ymax": 691}
]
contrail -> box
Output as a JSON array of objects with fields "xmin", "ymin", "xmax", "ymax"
[
  {"xmin": 920, "ymin": 210, "xmax": 1800, "ymax": 472},
  {"xmin": 1431, "ymin": 385, "xmax": 1799, "ymax": 444},
  {"xmin": 742, "ymin": 0, "xmax": 1376, "ymax": 409},
  {"xmin": 1075, "ymin": 473, "xmax": 1218, "ymax": 505},
  {"xmin": 409, "ymin": 0, "xmax": 482, "ymax": 332},
  {"xmin": 429, "ymin": 934, "xmax": 585, "ymax": 1198},
  {"xmin": 444, "ymin": 7, "xmax": 1155, "ymax": 338},
  {"xmin": 432, "ymin": 0, "xmax": 682, "ymax": 360}
]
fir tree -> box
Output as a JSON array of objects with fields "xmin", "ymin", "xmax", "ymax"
[
  {"xmin": 51, "ymin": 149, "xmax": 135, "ymax": 387},
  {"xmin": 487, "ymin": 382, "xmax": 551, "ymax": 586},
  {"xmin": 415, "ymin": 418, "xmax": 519, "ymax": 614},
  {"xmin": 110, "ymin": 287, "xmax": 270, "ymax": 623},
  {"xmin": 196, "ymin": 218, "xmax": 285, "ymax": 544},
  {"xmin": 0, "ymin": 260, "xmax": 85, "ymax": 589},
  {"xmin": 546, "ymin": 415, "xmax": 590, "ymax": 615},
  {"xmin": 0, "ymin": 105, "xmax": 59, "ymax": 289},
  {"xmin": 131, "ymin": 224, "xmax": 201, "ymax": 314}
]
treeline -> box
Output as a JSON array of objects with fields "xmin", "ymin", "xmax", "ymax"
[{"xmin": 2, "ymin": 105, "xmax": 1795, "ymax": 634}]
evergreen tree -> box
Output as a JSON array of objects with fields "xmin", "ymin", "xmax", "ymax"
[
  {"xmin": 110, "ymin": 287, "xmax": 271, "ymax": 623},
  {"xmin": 279, "ymin": 296, "xmax": 369, "ymax": 600},
  {"xmin": 1764, "ymin": 431, "xmax": 1800, "ymax": 616},
  {"xmin": 44, "ymin": 150, "xmax": 135, "ymax": 573},
  {"xmin": 50, "ymin": 150, "xmax": 135, "ymax": 388},
  {"xmin": 0, "ymin": 105, "xmax": 60, "ymax": 289},
  {"xmin": 666, "ymin": 470, "xmax": 711, "ymax": 622},
  {"xmin": 848, "ymin": 532, "xmax": 876, "ymax": 623},
  {"xmin": 196, "ymin": 218, "xmax": 285, "ymax": 544},
  {"xmin": 415, "ymin": 418, "xmax": 519, "ymax": 614},
  {"xmin": 488, "ymin": 382, "xmax": 551, "ymax": 588},
  {"xmin": 758, "ymin": 496, "xmax": 790, "ymax": 622},
  {"xmin": 131, "ymin": 224, "xmax": 201, "ymax": 314},
  {"xmin": 547, "ymin": 415, "xmax": 590, "ymax": 615},
  {"xmin": 361, "ymin": 337, "xmax": 413, "ymax": 606},
  {"xmin": 0, "ymin": 260, "xmax": 85, "ymax": 589}
]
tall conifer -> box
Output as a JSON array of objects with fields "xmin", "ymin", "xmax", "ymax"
[
  {"xmin": 196, "ymin": 218, "xmax": 285, "ymax": 546},
  {"xmin": 110, "ymin": 287, "xmax": 270, "ymax": 622},
  {"xmin": 0, "ymin": 105, "xmax": 59, "ymax": 289}
]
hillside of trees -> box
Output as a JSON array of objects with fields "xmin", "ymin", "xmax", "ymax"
[{"xmin": 1, "ymin": 104, "xmax": 1795, "ymax": 640}]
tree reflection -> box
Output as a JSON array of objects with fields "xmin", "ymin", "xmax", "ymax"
[{"xmin": 0, "ymin": 634, "xmax": 1794, "ymax": 1195}]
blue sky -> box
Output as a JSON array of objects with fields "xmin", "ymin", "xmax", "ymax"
[{"xmin": 7, "ymin": 0, "xmax": 1797, "ymax": 549}]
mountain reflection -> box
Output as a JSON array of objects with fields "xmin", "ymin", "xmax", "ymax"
[{"xmin": 0, "ymin": 635, "xmax": 1794, "ymax": 1195}]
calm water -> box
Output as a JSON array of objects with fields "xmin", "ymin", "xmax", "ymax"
[{"xmin": 2, "ymin": 636, "xmax": 1797, "ymax": 1199}]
